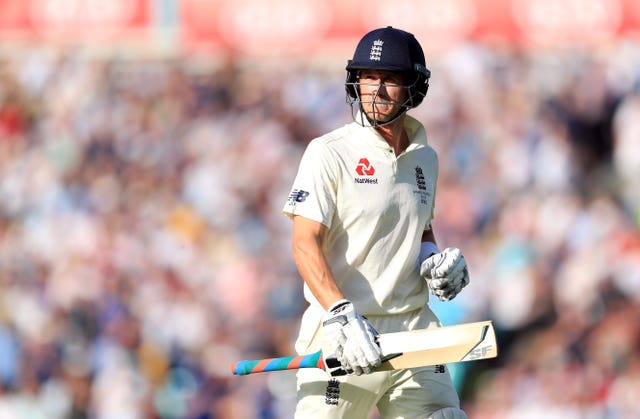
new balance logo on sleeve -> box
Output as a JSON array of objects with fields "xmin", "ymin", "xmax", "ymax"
[{"xmin": 288, "ymin": 189, "xmax": 310, "ymax": 203}]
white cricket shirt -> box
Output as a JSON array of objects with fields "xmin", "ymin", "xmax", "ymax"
[{"xmin": 283, "ymin": 115, "xmax": 438, "ymax": 315}]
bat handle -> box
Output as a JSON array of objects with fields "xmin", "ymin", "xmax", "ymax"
[{"xmin": 231, "ymin": 350, "xmax": 325, "ymax": 375}]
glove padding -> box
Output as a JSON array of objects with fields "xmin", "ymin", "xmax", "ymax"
[
  {"xmin": 321, "ymin": 300, "xmax": 382, "ymax": 376},
  {"xmin": 420, "ymin": 247, "xmax": 469, "ymax": 301}
]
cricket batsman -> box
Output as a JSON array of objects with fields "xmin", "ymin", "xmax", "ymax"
[{"xmin": 283, "ymin": 26, "xmax": 470, "ymax": 418}]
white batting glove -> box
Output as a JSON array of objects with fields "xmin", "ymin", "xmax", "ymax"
[
  {"xmin": 420, "ymin": 247, "xmax": 470, "ymax": 301},
  {"xmin": 321, "ymin": 299, "xmax": 382, "ymax": 376}
]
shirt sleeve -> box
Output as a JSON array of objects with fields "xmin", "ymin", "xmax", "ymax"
[{"xmin": 282, "ymin": 139, "xmax": 337, "ymax": 227}]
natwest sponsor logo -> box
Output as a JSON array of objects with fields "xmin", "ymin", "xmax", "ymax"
[
  {"xmin": 354, "ymin": 158, "xmax": 378, "ymax": 184},
  {"xmin": 355, "ymin": 158, "xmax": 375, "ymax": 176},
  {"xmin": 513, "ymin": 0, "xmax": 623, "ymax": 45},
  {"xmin": 0, "ymin": 0, "xmax": 150, "ymax": 40},
  {"xmin": 362, "ymin": 0, "xmax": 476, "ymax": 50}
]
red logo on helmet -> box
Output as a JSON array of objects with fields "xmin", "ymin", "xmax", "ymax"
[{"xmin": 355, "ymin": 158, "xmax": 375, "ymax": 176}]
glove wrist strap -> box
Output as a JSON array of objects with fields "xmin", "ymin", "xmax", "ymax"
[
  {"xmin": 327, "ymin": 299, "xmax": 351, "ymax": 313},
  {"xmin": 419, "ymin": 241, "xmax": 440, "ymax": 263}
]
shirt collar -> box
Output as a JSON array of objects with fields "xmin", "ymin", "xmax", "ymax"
[{"xmin": 349, "ymin": 112, "xmax": 428, "ymax": 150}]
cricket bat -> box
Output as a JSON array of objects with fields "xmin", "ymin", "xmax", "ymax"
[{"xmin": 231, "ymin": 320, "xmax": 497, "ymax": 376}]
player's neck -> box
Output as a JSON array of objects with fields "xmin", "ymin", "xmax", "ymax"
[{"xmin": 376, "ymin": 118, "xmax": 409, "ymax": 156}]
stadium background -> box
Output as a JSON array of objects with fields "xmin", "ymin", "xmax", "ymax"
[{"xmin": 0, "ymin": 0, "xmax": 639, "ymax": 417}]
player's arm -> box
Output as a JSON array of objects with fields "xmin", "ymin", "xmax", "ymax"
[
  {"xmin": 291, "ymin": 215, "xmax": 343, "ymax": 310},
  {"xmin": 419, "ymin": 225, "xmax": 440, "ymax": 261},
  {"xmin": 291, "ymin": 214, "xmax": 382, "ymax": 375},
  {"xmin": 421, "ymin": 228, "xmax": 437, "ymax": 247}
]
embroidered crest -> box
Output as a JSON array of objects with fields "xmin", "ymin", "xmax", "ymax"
[
  {"xmin": 415, "ymin": 166, "xmax": 426, "ymax": 191},
  {"xmin": 369, "ymin": 39, "xmax": 384, "ymax": 61},
  {"xmin": 325, "ymin": 378, "xmax": 340, "ymax": 405},
  {"xmin": 414, "ymin": 166, "xmax": 430, "ymax": 204}
]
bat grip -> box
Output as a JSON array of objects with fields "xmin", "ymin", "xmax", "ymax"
[{"xmin": 231, "ymin": 350, "xmax": 325, "ymax": 375}]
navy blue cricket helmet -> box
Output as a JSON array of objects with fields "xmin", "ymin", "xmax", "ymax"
[{"xmin": 346, "ymin": 26, "xmax": 431, "ymax": 110}]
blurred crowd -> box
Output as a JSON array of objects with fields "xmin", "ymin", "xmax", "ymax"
[{"xmin": 0, "ymin": 38, "xmax": 639, "ymax": 419}]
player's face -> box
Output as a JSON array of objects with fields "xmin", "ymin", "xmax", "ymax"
[{"xmin": 357, "ymin": 70, "xmax": 408, "ymax": 123}]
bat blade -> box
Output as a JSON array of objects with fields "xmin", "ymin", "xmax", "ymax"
[
  {"xmin": 375, "ymin": 320, "xmax": 497, "ymax": 371},
  {"xmin": 231, "ymin": 320, "xmax": 497, "ymax": 376}
]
